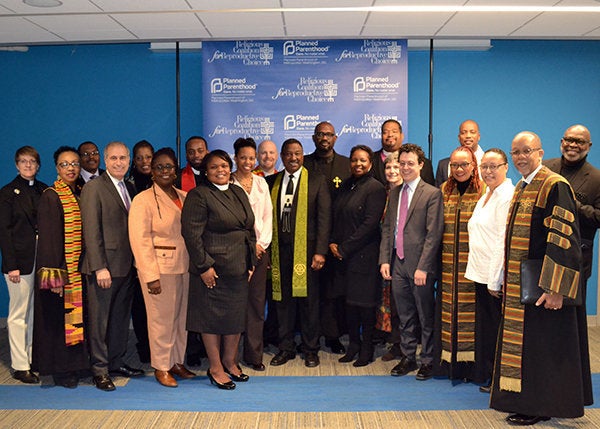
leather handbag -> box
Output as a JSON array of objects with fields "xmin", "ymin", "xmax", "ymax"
[{"xmin": 520, "ymin": 259, "xmax": 581, "ymax": 306}]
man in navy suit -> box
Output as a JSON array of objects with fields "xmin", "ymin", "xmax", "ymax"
[
  {"xmin": 379, "ymin": 143, "xmax": 443, "ymax": 380},
  {"xmin": 80, "ymin": 141, "xmax": 143, "ymax": 391},
  {"xmin": 267, "ymin": 139, "xmax": 331, "ymax": 368}
]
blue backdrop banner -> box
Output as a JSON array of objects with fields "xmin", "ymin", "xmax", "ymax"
[{"xmin": 202, "ymin": 39, "xmax": 408, "ymax": 156}]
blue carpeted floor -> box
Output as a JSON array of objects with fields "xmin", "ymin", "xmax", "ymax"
[{"xmin": 1, "ymin": 374, "xmax": 599, "ymax": 412}]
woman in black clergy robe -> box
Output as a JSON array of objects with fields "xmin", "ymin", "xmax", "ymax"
[
  {"xmin": 329, "ymin": 145, "xmax": 386, "ymax": 366},
  {"xmin": 32, "ymin": 146, "xmax": 89, "ymax": 388}
]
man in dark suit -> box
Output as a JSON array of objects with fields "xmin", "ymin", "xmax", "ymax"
[
  {"xmin": 75, "ymin": 141, "xmax": 105, "ymax": 191},
  {"xmin": 176, "ymin": 136, "xmax": 209, "ymax": 191},
  {"xmin": 80, "ymin": 141, "xmax": 143, "ymax": 391},
  {"xmin": 303, "ymin": 121, "xmax": 350, "ymax": 355},
  {"xmin": 379, "ymin": 143, "xmax": 443, "ymax": 380},
  {"xmin": 372, "ymin": 119, "xmax": 435, "ymax": 185},
  {"xmin": 435, "ymin": 120, "xmax": 485, "ymax": 187},
  {"xmin": 267, "ymin": 139, "xmax": 331, "ymax": 368}
]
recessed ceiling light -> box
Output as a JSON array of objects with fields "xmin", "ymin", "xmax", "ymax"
[{"xmin": 23, "ymin": 0, "xmax": 63, "ymax": 7}]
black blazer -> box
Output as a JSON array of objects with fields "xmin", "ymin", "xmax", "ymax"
[
  {"xmin": 267, "ymin": 168, "xmax": 331, "ymax": 256},
  {"xmin": 372, "ymin": 149, "xmax": 435, "ymax": 186},
  {"xmin": 79, "ymin": 172, "xmax": 134, "ymax": 277},
  {"xmin": 75, "ymin": 168, "xmax": 105, "ymax": 194},
  {"xmin": 435, "ymin": 157, "xmax": 450, "ymax": 188},
  {"xmin": 181, "ymin": 182, "xmax": 257, "ymax": 277},
  {"xmin": 0, "ymin": 175, "xmax": 48, "ymax": 274}
]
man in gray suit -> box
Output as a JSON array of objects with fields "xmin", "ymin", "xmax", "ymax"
[
  {"xmin": 80, "ymin": 141, "xmax": 143, "ymax": 391},
  {"xmin": 379, "ymin": 143, "xmax": 443, "ymax": 380}
]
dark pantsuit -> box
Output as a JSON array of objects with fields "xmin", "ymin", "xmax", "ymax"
[
  {"xmin": 391, "ymin": 256, "xmax": 435, "ymax": 365},
  {"xmin": 346, "ymin": 304, "xmax": 376, "ymax": 349},
  {"xmin": 243, "ymin": 252, "xmax": 270, "ymax": 365},
  {"xmin": 474, "ymin": 282, "xmax": 501, "ymax": 382},
  {"xmin": 276, "ymin": 243, "xmax": 320, "ymax": 353},
  {"xmin": 86, "ymin": 270, "xmax": 134, "ymax": 376}
]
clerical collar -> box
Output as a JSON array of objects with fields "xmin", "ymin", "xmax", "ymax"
[
  {"xmin": 192, "ymin": 166, "xmax": 201, "ymax": 175},
  {"xmin": 214, "ymin": 183, "xmax": 229, "ymax": 191}
]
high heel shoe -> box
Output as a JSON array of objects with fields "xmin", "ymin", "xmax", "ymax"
[
  {"xmin": 207, "ymin": 369, "xmax": 236, "ymax": 390},
  {"xmin": 224, "ymin": 364, "xmax": 249, "ymax": 382}
]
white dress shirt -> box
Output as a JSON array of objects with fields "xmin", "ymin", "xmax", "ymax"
[
  {"xmin": 465, "ymin": 178, "xmax": 515, "ymax": 290},
  {"xmin": 233, "ymin": 174, "xmax": 273, "ymax": 250}
]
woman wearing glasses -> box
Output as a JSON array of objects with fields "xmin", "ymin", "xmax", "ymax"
[
  {"xmin": 0, "ymin": 146, "xmax": 47, "ymax": 385},
  {"xmin": 435, "ymin": 146, "xmax": 485, "ymax": 382},
  {"xmin": 32, "ymin": 146, "xmax": 89, "ymax": 388},
  {"xmin": 465, "ymin": 149, "xmax": 514, "ymax": 392},
  {"xmin": 129, "ymin": 147, "xmax": 195, "ymax": 388}
]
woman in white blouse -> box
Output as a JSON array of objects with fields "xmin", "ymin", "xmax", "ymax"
[
  {"xmin": 232, "ymin": 137, "xmax": 273, "ymax": 372},
  {"xmin": 465, "ymin": 148, "xmax": 514, "ymax": 393}
]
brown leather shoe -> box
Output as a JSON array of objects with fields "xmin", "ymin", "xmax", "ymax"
[
  {"xmin": 155, "ymin": 370, "xmax": 178, "ymax": 387},
  {"xmin": 169, "ymin": 363, "xmax": 196, "ymax": 379}
]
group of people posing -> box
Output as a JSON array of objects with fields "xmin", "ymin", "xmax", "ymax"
[{"xmin": 0, "ymin": 119, "xmax": 596, "ymax": 426}]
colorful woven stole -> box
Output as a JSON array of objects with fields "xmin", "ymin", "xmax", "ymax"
[
  {"xmin": 270, "ymin": 167, "xmax": 308, "ymax": 301},
  {"xmin": 499, "ymin": 167, "xmax": 579, "ymax": 392},
  {"xmin": 53, "ymin": 179, "xmax": 84, "ymax": 346},
  {"xmin": 440, "ymin": 182, "xmax": 483, "ymax": 363}
]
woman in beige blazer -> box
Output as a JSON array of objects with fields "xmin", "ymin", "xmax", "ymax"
[{"xmin": 129, "ymin": 147, "xmax": 195, "ymax": 388}]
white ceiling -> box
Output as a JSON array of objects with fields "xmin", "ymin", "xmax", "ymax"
[{"xmin": 0, "ymin": 0, "xmax": 599, "ymax": 46}]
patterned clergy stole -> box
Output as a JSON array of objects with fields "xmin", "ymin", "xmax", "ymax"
[
  {"xmin": 440, "ymin": 182, "xmax": 483, "ymax": 363},
  {"xmin": 499, "ymin": 167, "xmax": 579, "ymax": 393}
]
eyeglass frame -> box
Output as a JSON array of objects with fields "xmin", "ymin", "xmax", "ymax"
[
  {"xmin": 480, "ymin": 162, "xmax": 508, "ymax": 172},
  {"xmin": 509, "ymin": 147, "xmax": 542, "ymax": 157}
]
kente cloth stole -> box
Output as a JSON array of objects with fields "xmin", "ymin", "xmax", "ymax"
[
  {"xmin": 180, "ymin": 164, "xmax": 196, "ymax": 192},
  {"xmin": 53, "ymin": 179, "xmax": 85, "ymax": 346},
  {"xmin": 270, "ymin": 167, "xmax": 308, "ymax": 301},
  {"xmin": 499, "ymin": 168, "xmax": 578, "ymax": 392},
  {"xmin": 440, "ymin": 184, "xmax": 483, "ymax": 363}
]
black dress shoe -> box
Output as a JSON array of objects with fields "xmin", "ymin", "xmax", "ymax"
[
  {"xmin": 53, "ymin": 372, "xmax": 78, "ymax": 388},
  {"xmin": 207, "ymin": 369, "xmax": 235, "ymax": 390},
  {"xmin": 12, "ymin": 369, "xmax": 40, "ymax": 384},
  {"xmin": 506, "ymin": 414, "xmax": 550, "ymax": 426},
  {"xmin": 304, "ymin": 352, "xmax": 320, "ymax": 368},
  {"xmin": 415, "ymin": 364, "xmax": 433, "ymax": 380},
  {"xmin": 245, "ymin": 362, "xmax": 266, "ymax": 371},
  {"xmin": 338, "ymin": 343, "xmax": 360, "ymax": 363},
  {"xmin": 325, "ymin": 339, "xmax": 346, "ymax": 354},
  {"xmin": 110, "ymin": 365, "xmax": 144, "ymax": 377},
  {"xmin": 390, "ymin": 357, "xmax": 418, "ymax": 376},
  {"xmin": 224, "ymin": 365, "xmax": 249, "ymax": 382},
  {"xmin": 93, "ymin": 375, "xmax": 116, "ymax": 391},
  {"xmin": 479, "ymin": 384, "xmax": 491, "ymax": 393},
  {"xmin": 270, "ymin": 351, "xmax": 296, "ymax": 366},
  {"xmin": 186, "ymin": 353, "xmax": 202, "ymax": 366}
]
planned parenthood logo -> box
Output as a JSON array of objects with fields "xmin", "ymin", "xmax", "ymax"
[
  {"xmin": 352, "ymin": 75, "xmax": 401, "ymax": 102},
  {"xmin": 273, "ymin": 77, "xmax": 338, "ymax": 103},
  {"xmin": 208, "ymin": 115, "xmax": 275, "ymax": 139},
  {"xmin": 207, "ymin": 41, "xmax": 273, "ymax": 66},
  {"xmin": 283, "ymin": 40, "xmax": 331, "ymax": 65},
  {"xmin": 335, "ymin": 40, "xmax": 402, "ymax": 64},
  {"xmin": 210, "ymin": 77, "xmax": 258, "ymax": 103},
  {"xmin": 283, "ymin": 114, "xmax": 321, "ymax": 132},
  {"xmin": 338, "ymin": 114, "xmax": 400, "ymax": 139}
]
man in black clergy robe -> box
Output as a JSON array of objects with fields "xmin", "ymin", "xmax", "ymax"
[
  {"xmin": 267, "ymin": 139, "xmax": 331, "ymax": 368},
  {"xmin": 490, "ymin": 131, "xmax": 593, "ymax": 425}
]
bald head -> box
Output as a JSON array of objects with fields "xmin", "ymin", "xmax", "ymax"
[
  {"xmin": 561, "ymin": 124, "xmax": 592, "ymax": 164},
  {"xmin": 458, "ymin": 120, "xmax": 480, "ymax": 151},
  {"xmin": 511, "ymin": 131, "xmax": 543, "ymax": 177},
  {"xmin": 257, "ymin": 140, "xmax": 278, "ymax": 174}
]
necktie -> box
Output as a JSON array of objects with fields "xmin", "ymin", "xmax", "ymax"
[
  {"xmin": 89, "ymin": 174, "xmax": 96, "ymax": 180},
  {"xmin": 282, "ymin": 174, "xmax": 294, "ymax": 233},
  {"xmin": 395, "ymin": 184, "xmax": 409, "ymax": 259},
  {"xmin": 118, "ymin": 181, "xmax": 130, "ymax": 211}
]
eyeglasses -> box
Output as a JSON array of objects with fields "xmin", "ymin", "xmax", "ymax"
[
  {"xmin": 81, "ymin": 151, "xmax": 99, "ymax": 158},
  {"xmin": 58, "ymin": 161, "xmax": 80, "ymax": 169},
  {"xmin": 562, "ymin": 137, "xmax": 589, "ymax": 146},
  {"xmin": 17, "ymin": 159, "xmax": 38, "ymax": 165},
  {"xmin": 509, "ymin": 147, "xmax": 541, "ymax": 157},
  {"xmin": 153, "ymin": 164, "xmax": 175, "ymax": 172},
  {"xmin": 449, "ymin": 162, "xmax": 472, "ymax": 170},
  {"xmin": 314, "ymin": 132, "xmax": 336, "ymax": 139},
  {"xmin": 480, "ymin": 162, "xmax": 507, "ymax": 172}
]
